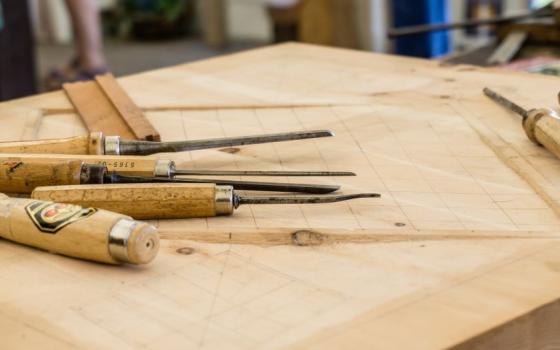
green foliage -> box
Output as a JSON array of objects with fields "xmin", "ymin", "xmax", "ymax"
[
  {"xmin": 112, "ymin": 0, "xmax": 194, "ymax": 39},
  {"xmin": 121, "ymin": 0, "xmax": 189, "ymax": 23}
]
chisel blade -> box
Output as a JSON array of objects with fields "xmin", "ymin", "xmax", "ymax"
[
  {"xmin": 173, "ymin": 169, "xmax": 356, "ymax": 177},
  {"xmin": 483, "ymin": 87, "xmax": 529, "ymax": 120},
  {"xmin": 119, "ymin": 130, "xmax": 334, "ymax": 155},
  {"xmin": 237, "ymin": 193, "xmax": 380, "ymax": 206},
  {"xmin": 107, "ymin": 173, "xmax": 340, "ymax": 194}
]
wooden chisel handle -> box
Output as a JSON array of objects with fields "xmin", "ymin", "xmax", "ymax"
[
  {"xmin": 523, "ymin": 108, "xmax": 560, "ymax": 158},
  {"xmin": 0, "ymin": 158, "xmax": 83, "ymax": 194},
  {"xmin": 31, "ymin": 183, "xmax": 235, "ymax": 219},
  {"xmin": 0, "ymin": 132, "xmax": 104, "ymax": 155},
  {"xmin": 0, "ymin": 154, "xmax": 169, "ymax": 177},
  {"xmin": 0, "ymin": 193, "xmax": 159, "ymax": 264}
]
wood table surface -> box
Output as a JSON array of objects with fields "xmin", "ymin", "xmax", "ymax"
[{"xmin": 2, "ymin": 43, "xmax": 560, "ymax": 349}]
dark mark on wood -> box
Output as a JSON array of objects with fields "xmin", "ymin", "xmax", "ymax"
[
  {"xmin": 220, "ymin": 147, "xmax": 240, "ymax": 154},
  {"xmin": 292, "ymin": 230, "xmax": 324, "ymax": 246},
  {"xmin": 176, "ymin": 247, "xmax": 195, "ymax": 255},
  {"xmin": 371, "ymin": 92, "xmax": 389, "ymax": 97},
  {"xmin": 395, "ymin": 222, "xmax": 406, "ymax": 227},
  {"xmin": 5, "ymin": 162, "xmax": 23, "ymax": 173}
]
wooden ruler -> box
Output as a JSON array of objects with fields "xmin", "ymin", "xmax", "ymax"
[{"xmin": 63, "ymin": 73, "xmax": 160, "ymax": 141}]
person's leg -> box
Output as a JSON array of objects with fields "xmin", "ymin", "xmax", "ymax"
[{"xmin": 65, "ymin": 0, "xmax": 107, "ymax": 70}]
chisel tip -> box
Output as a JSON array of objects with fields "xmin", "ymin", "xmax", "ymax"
[{"xmin": 237, "ymin": 192, "xmax": 381, "ymax": 206}]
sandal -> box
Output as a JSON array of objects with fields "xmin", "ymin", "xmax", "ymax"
[{"xmin": 45, "ymin": 60, "xmax": 109, "ymax": 90}]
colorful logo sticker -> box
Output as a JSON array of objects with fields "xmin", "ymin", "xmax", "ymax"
[{"xmin": 25, "ymin": 201, "xmax": 97, "ymax": 234}]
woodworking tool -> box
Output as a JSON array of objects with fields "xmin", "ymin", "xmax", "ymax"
[
  {"xmin": 31, "ymin": 183, "xmax": 380, "ymax": 220},
  {"xmin": 483, "ymin": 87, "xmax": 560, "ymax": 158},
  {"xmin": 0, "ymin": 130, "xmax": 334, "ymax": 156},
  {"xmin": 0, "ymin": 154, "xmax": 354, "ymax": 178},
  {"xmin": 86, "ymin": 164, "xmax": 340, "ymax": 194},
  {"xmin": 0, "ymin": 193, "xmax": 158, "ymax": 264},
  {"xmin": 0, "ymin": 160, "xmax": 340, "ymax": 194}
]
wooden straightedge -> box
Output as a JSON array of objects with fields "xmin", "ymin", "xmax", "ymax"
[{"xmin": 63, "ymin": 73, "xmax": 160, "ymax": 141}]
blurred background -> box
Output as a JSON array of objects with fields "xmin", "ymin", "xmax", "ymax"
[{"xmin": 0, "ymin": 0, "xmax": 557, "ymax": 101}]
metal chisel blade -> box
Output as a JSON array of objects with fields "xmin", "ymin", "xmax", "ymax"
[
  {"xmin": 119, "ymin": 130, "xmax": 334, "ymax": 155},
  {"xmin": 238, "ymin": 193, "xmax": 380, "ymax": 206},
  {"xmin": 108, "ymin": 174, "xmax": 340, "ymax": 194},
  {"xmin": 173, "ymin": 169, "xmax": 356, "ymax": 177}
]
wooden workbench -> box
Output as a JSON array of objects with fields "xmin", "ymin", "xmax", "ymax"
[{"xmin": 2, "ymin": 43, "xmax": 560, "ymax": 349}]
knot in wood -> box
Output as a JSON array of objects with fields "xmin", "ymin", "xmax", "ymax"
[{"xmin": 291, "ymin": 230, "xmax": 324, "ymax": 246}]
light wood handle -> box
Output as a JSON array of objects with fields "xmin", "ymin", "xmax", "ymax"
[
  {"xmin": 0, "ymin": 132, "xmax": 104, "ymax": 155},
  {"xmin": 0, "ymin": 154, "xmax": 163, "ymax": 177},
  {"xmin": 0, "ymin": 194, "xmax": 159, "ymax": 264},
  {"xmin": 523, "ymin": 108, "xmax": 560, "ymax": 159},
  {"xmin": 0, "ymin": 157, "xmax": 83, "ymax": 194},
  {"xmin": 31, "ymin": 183, "xmax": 234, "ymax": 219}
]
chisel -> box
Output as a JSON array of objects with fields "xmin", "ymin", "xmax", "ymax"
[
  {"xmin": 30, "ymin": 183, "xmax": 380, "ymax": 220},
  {"xmin": 0, "ymin": 130, "xmax": 334, "ymax": 156},
  {"xmin": 0, "ymin": 193, "xmax": 158, "ymax": 264},
  {"xmin": 484, "ymin": 88, "xmax": 560, "ymax": 158},
  {"xmin": 0, "ymin": 154, "xmax": 354, "ymax": 177},
  {"xmin": 0, "ymin": 160, "xmax": 340, "ymax": 194}
]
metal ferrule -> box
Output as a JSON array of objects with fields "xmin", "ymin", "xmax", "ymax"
[
  {"xmin": 108, "ymin": 218, "xmax": 137, "ymax": 263},
  {"xmin": 214, "ymin": 186, "xmax": 234, "ymax": 215},
  {"xmin": 154, "ymin": 160, "xmax": 175, "ymax": 177},
  {"xmin": 80, "ymin": 163, "xmax": 106, "ymax": 184},
  {"xmin": 104, "ymin": 136, "xmax": 121, "ymax": 155}
]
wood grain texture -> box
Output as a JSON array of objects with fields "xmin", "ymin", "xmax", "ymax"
[
  {"xmin": 0, "ymin": 153, "xmax": 161, "ymax": 177},
  {"xmin": 63, "ymin": 75, "xmax": 159, "ymax": 141},
  {"xmin": 0, "ymin": 132, "xmax": 104, "ymax": 155},
  {"xmin": 0, "ymin": 196, "xmax": 125, "ymax": 264},
  {"xmin": 95, "ymin": 74, "xmax": 160, "ymax": 141},
  {"xmin": 63, "ymin": 80, "xmax": 136, "ymax": 140},
  {"xmin": 4, "ymin": 43, "xmax": 560, "ymax": 348},
  {"xmin": 31, "ymin": 183, "xmax": 219, "ymax": 219},
  {"xmin": 531, "ymin": 110, "xmax": 560, "ymax": 159},
  {"xmin": 0, "ymin": 158, "xmax": 82, "ymax": 194}
]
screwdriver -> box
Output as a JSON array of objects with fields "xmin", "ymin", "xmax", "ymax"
[
  {"xmin": 0, "ymin": 193, "xmax": 159, "ymax": 264},
  {"xmin": 0, "ymin": 160, "xmax": 340, "ymax": 194},
  {"xmin": 0, "ymin": 130, "xmax": 334, "ymax": 156},
  {"xmin": 483, "ymin": 87, "xmax": 560, "ymax": 158},
  {"xmin": 30, "ymin": 183, "xmax": 380, "ymax": 220}
]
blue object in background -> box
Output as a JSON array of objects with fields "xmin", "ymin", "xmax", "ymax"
[
  {"xmin": 0, "ymin": 1, "xmax": 4, "ymax": 31},
  {"xmin": 392, "ymin": 0, "xmax": 450, "ymax": 58}
]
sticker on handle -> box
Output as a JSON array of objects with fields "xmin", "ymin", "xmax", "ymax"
[{"xmin": 25, "ymin": 201, "xmax": 97, "ymax": 234}]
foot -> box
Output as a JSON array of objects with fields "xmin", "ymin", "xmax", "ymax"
[{"xmin": 45, "ymin": 60, "xmax": 109, "ymax": 90}]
